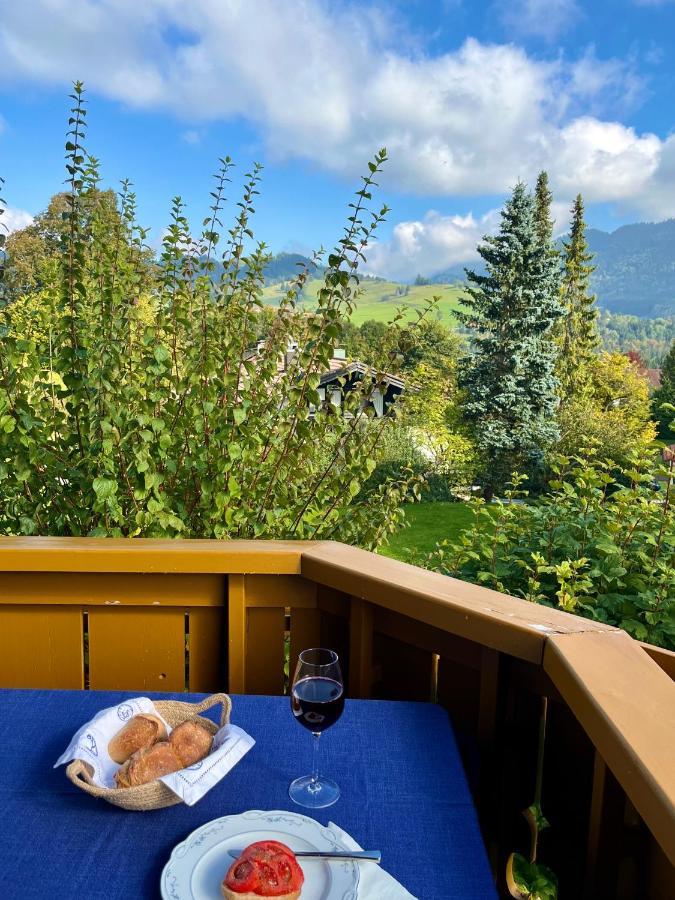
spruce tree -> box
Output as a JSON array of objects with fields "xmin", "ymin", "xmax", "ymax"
[
  {"xmin": 534, "ymin": 170, "xmax": 554, "ymax": 246},
  {"xmin": 460, "ymin": 182, "xmax": 563, "ymax": 497},
  {"xmin": 558, "ymin": 194, "xmax": 598, "ymax": 399}
]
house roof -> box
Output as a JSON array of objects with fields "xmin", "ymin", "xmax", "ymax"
[
  {"xmin": 243, "ymin": 342, "xmax": 405, "ymax": 390},
  {"xmin": 319, "ymin": 361, "xmax": 405, "ymax": 390}
]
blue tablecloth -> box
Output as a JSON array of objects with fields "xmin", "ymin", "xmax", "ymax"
[{"xmin": 0, "ymin": 690, "xmax": 496, "ymax": 899}]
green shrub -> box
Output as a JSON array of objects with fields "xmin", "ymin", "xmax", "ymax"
[
  {"xmin": 425, "ymin": 454, "xmax": 675, "ymax": 649},
  {"xmin": 0, "ymin": 84, "xmax": 419, "ymax": 547},
  {"xmin": 363, "ymin": 425, "xmax": 475, "ymax": 502}
]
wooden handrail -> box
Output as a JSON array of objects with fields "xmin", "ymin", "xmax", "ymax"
[
  {"xmin": 301, "ymin": 541, "xmax": 618, "ymax": 664},
  {"xmin": 0, "ymin": 537, "xmax": 308, "ymax": 573},
  {"xmin": 545, "ymin": 632, "xmax": 675, "ymax": 865},
  {"xmin": 640, "ymin": 641, "xmax": 675, "ymax": 681}
]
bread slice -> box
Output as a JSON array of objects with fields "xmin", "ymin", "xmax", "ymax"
[
  {"xmin": 220, "ymin": 887, "xmax": 301, "ymax": 900},
  {"xmin": 221, "ymin": 843, "xmax": 303, "ymax": 900}
]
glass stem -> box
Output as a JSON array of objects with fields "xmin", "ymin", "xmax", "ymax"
[{"xmin": 310, "ymin": 731, "xmax": 321, "ymax": 791}]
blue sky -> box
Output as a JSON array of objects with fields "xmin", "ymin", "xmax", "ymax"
[{"xmin": 2, "ymin": 0, "xmax": 675, "ymax": 279}]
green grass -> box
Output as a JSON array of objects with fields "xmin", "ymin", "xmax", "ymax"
[
  {"xmin": 261, "ymin": 278, "xmax": 465, "ymax": 326},
  {"xmin": 379, "ymin": 501, "xmax": 476, "ymax": 562}
]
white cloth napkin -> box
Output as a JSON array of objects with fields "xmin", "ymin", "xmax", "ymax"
[
  {"xmin": 54, "ymin": 697, "xmax": 255, "ymax": 806},
  {"xmin": 328, "ymin": 822, "xmax": 417, "ymax": 899}
]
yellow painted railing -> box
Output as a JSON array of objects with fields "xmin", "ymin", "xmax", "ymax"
[{"xmin": 0, "ymin": 537, "xmax": 673, "ymax": 899}]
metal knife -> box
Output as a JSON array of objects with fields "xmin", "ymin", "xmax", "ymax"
[{"xmin": 227, "ymin": 848, "xmax": 381, "ymax": 862}]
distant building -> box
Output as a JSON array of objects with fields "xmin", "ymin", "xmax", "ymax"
[
  {"xmin": 316, "ymin": 349, "xmax": 404, "ymax": 418},
  {"xmin": 244, "ymin": 342, "xmax": 404, "ymax": 417}
]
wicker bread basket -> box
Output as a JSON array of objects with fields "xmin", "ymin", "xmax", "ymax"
[{"xmin": 66, "ymin": 693, "xmax": 232, "ymax": 811}]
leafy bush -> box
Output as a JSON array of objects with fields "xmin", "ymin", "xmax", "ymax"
[
  {"xmin": 0, "ymin": 84, "xmax": 418, "ymax": 547},
  {"xmin": 424, "ymin": 455, "xmax": 674, "ymax": 649},
  {"xmin": 364, "ymin": 425, "xmax": 475, "ymax": 502}
]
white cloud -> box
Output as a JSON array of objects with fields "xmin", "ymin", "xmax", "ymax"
[
  {"xmin": 629, "ymin": 133, "xmax": 675, "ymax": 219},
  {"xmin": 181, "ymin": 129, "xmax": 203, "ymax": 145},
  {"xmin": 568, "ymin": 47, "xmax": 646, "ymax": 114},
  {"xmin": 363, "ymin": 197, "xmax": 584, "ymax": 281},
  {"xmin": 554, "ymin": 118, "xmax": 661, "ymax": 201},
  {"xmin": 2, "ymin": 206, "xmax": 34, "ymax": 233},
  {"xmin": 496, "ymin": 0, "xmax": 581, "ymax": 41},
  {"xmin": 363, "ymin": 209, "xmax": 500, "ymax": 281},
  {"xmin": 0, "ymin": 1, "xmax": 672, "ymax": 218},
  {"xmin": 550, "ymin": 200, "xmax": 574, "ymax": 236}
]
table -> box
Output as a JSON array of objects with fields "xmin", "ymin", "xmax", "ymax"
[{"xmin": 0, "ymin": 689, "xmax": 496, "ymax": 899}]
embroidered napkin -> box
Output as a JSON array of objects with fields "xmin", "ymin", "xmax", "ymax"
[
  {"xmin": 328, "ymin": 822, "xmax": 417, "ymax": 899},
  {"xmin": 54, "ymin": 696, "xmax": 254, "ymax": 806}
]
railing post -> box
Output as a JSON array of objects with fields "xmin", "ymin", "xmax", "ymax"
[
  {"xmin": 349, "ymin": 597, "xmax": 373, "ymax": 698},
  {"xmin": 584, "ymin": 751, "xmax": 626, "ymax": 899},
  {"xmin": 477, "ymin": 647, "xmax": 504, "ymax": 875},
  {"xmin": 228, "ymin": 574, "xmax": 246, "ymax": 693}
]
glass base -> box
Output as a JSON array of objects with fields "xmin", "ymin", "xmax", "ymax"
[{"xmin": 288, "ymin": 774, "xmax": 340, "ymax": 809}]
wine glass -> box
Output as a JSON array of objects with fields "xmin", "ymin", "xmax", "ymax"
[{"xmin": 289, "ymin": 648, "xmax": 344, "ymax": 809}]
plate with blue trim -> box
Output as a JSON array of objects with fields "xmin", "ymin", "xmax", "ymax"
[{"xmin": 161, "ymin": 809, "xmax": 359, "ymax": 899}]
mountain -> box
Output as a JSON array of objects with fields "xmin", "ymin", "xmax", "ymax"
[
  {"xmin": 430, "ymin": 219, "xmax": 675, "ymax": 317},
  {"xmin": 585, "ymin": 220, "xmax": 675, "ymax": 317},
  {"xmin": 263, "ymin": 252, "xmax": 322, "ymax": 283}
]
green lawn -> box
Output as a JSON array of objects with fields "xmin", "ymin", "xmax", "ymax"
[
  {"xmin": 261, "ymin": 278, "xmax": 465, "ymax": 326},
  {"xmin": 379, "ymin": 501, "xmax": 476, "ymax": 562}
]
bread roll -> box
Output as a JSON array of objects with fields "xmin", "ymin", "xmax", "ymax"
[
  {"xmin": 170, "ymin": 720, "xmax": 213, "ymax": 767},
  {"xmin": 115, "ymin": 742, "xmax": 183, "ymax": 788},
  {"xmin": 108, "ymin": 714, "xmax": 167, "ymax": 764}
]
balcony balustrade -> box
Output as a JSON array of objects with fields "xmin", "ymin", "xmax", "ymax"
[{"xmin": 0, "ymin": 536, "xmax": 673, "ymax": 898}]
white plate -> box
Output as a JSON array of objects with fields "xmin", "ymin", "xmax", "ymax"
[{"xmin": 161, "ymin": 809, "xmax": 360, "ymax": 900}]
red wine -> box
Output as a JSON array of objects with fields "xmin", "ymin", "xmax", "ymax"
[{"xmin": 291, "ymin": 676, "xmax": 344, "ymax": 733}]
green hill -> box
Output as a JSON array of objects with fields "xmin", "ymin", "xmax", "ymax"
[{"xmin": 261, "ymin": 277, "xmax": 465, "ymax": 325}]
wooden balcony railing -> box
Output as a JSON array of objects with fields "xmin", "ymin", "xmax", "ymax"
[{"xmin": 0, "ymin": 537, "xmax": 673, "ymax": 899}]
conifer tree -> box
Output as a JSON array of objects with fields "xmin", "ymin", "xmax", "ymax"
[
  {"xmin": 558, "ymin": 194, "xmax": 598, "ymax": 399},
  {"xmin": 534, "ymin": 170, "xmax": 554, "ymax": 247},
  {"xmin": 653, "ymin": 339, "xmax": 675, "ymax": 437},
  {"xmin": 460, "ymin": 182, "xmax": 563, "ymax": 497}
]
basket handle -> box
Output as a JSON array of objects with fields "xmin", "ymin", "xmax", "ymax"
[
  {"xmin": 191, "ymin": 692, "xmax": 232, "ymax": 728},
  {"xmin": 66, "ymin": 759, "xmax": 111, "ymax": 798}
]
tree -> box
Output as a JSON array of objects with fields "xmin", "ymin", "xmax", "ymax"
[
  {"xmin": 1, "ymin": 189, "xmax": 134, "ymax": 304},
  {"xmin": 556, "ymin": 352, "xmax": 656, "ymax": 465},
  {"xmin": 595, "ymin": 311, "xmax": 674, "ymax": 367},
  {"xmin": 0, "ymin": 83, "xmax": 419, "ymax": 546},
  {"xmin": 533, "ymin": 170, "xmax": 554, "ymax": 247},
  {"xmin": 652, "ymin": 338, "xmax": 675, "ymax": 438},
  {"xmin": 557, "ymin": 195, "xmax": 598, "ymax": 400},
  {"xmin": 459, "ymin": 182, "xmax": 563, "ymax": 496}
]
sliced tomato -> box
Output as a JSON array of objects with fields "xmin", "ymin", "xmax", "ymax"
[
  {"xmin": 224, "ymin": 841, "xmax": 304, "ymax": 897},
  {"xmin": 242, "ymin": 840, "xmax": 295, "ymax": 861},
  {"xmin": 224, "ymin": 857, "xmax": 258, "ymax": 894},
  {"xmin": 276, "ymin": 857, "xmax": 293, "ymax": 886}
]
